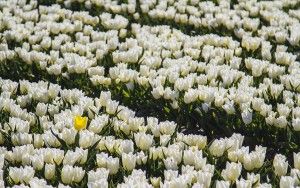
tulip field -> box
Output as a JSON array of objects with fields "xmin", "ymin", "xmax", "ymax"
[{"xmin": 0, "ymin": 0, "xmax": 300, "ymax": 187}]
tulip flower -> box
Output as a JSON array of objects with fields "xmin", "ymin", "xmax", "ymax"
[{"xmin": 74, "ymin": 115, "xmax": 88, "ymax": 131}]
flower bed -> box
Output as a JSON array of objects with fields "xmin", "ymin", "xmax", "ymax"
[{"xmin": 0, "ymin": 0, "xmax": 300, "ymax": 187}]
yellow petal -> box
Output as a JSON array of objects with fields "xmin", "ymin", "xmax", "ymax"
[{"xmin": 74, "ymin": 116, "xmax": 88, "ymax": 131}]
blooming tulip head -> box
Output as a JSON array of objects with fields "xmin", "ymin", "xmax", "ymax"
[{"xmin": 74, "ymin": 115, "xmax": 88, "ymax": 131}]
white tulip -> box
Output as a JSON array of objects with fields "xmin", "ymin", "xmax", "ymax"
[
  {"xmin": 36, "ymin": 103, "xmax": 48, "ymax": 117},
  {"xmin": 136, "ymin": 151, "xmax": 147, "ymax": 165},
  {"xmin": 33, "ymin": 134, "xmax": 44, "ymax": 148},
  {"xmin": 9, "ymin": 166, "xmax": 35, "ymax": 184},
  {"xmin": 106, "ymin": 100, "xmax": 119, "ymax": 115},
  {"xmin": 0, "ymin": 155, "xmax": 4, "ymax": 169},
  {"xmin": 31, "ymin": 154, "xmax": 44, "ymax": 170},
  {"xmin": 134, "ymin": 132, "xmax": 153, "ymax": 151},
  {"xmin": 209, "ymin": 139, "xmax": 226, "ymax": 157},
  {"xmin": 61, "ymin": 165, "xmax": 74, "ymax": 184},
  {"xmin": 236, "ymin": 179, "xmax": 252, "ymax": 188},
  {"xmin": 294, "ymin": 152, "xmax": 300, "ymax": 170},
  {"xmin": 60, "ymin": 128, "xmax": 76, "ymax": 145},
  {"xmin": 122, "ymin": 152, "xmax": 136, "ymax": 171},
  {"xmin": 88, "ymin": 168, "xmax": 109, "ymax": 183},
  {"xmin": 164, "ymin": 157, "xmax": 178, "ymax": 170},
  {"xmin": 280, "ymin": 176, "xmax": 295, "ymax": 188},
  {"xmin": 274, "ymin": 116, "xmax": 288, "ymax": 128},
  {"xmin": 222, "ymin": 100, "xmax": 235, "ymax": 114},
  {"xmin": 221, "ymin": 162, "xmax": 242, "ymax": 182},
  {"xmin": 273, "ymin": 154, "xmax": 288, "ymax": 176},
  {"xmin": 241, "ymin": 109, "xmax": 252, "ymax": 125},
  {"xmin": 106, "ymin": 157, "xmax": 119, "ymax": 175},
  {"xmin": 79, "ymin": 130, "xmax": 95, "ymax": 148},
  {"xmin": 73, "ymin": 166, "xmax": 85, "ymax": 183},
  {"xmin": 44, "ymin": 164, "xmax": 55, "ymax": 180},
  {"xmin": 247, "ymin": 173, "xmax": 260, "ymax": 185},
  {"xmin": 160, "ymin": 134, "xmax": 171, "ymax": 146},
  {"xmin": 88, "ymin": 179, "xmax": 108, "ymax": 188},
  {"xmin": 88, "ymin": 114, "xmax": 109, "ymax": 134},
  {"xmin": 118, "ymin": 140, "xmax": 134, "ymax": 154},
  {"xmin": 277, "ymin": 104, "xmax": 291, "ymax": 117},
  {"xmin": 216, "ymin": 180, "xmax": 230, "ymax": 188},
  {"xmin": 292, "ymin": 118, "xmax": 300, "ymax": 131}
]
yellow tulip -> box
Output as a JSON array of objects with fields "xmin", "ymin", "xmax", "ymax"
[{"xmin": 74, "ymin": 116, "xmax": 88, "ymax": 131}]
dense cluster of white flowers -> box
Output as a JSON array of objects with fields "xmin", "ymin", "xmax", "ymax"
[
  {"xmin": 0, "ymin": 0, "xmax": 300, "ymax": 133},
  {"xmin": 0, "ymin": 78, "xmax": 300, "ymax": 187},
  {"xmin": 0, "ymin": 0, "xmax": 299, "ymax": 187}
]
